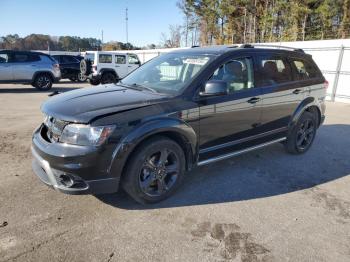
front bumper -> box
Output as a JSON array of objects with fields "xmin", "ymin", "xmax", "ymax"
[{"xmin": 31, "ymin": 125, "xmax": 119, "ymax": 195}]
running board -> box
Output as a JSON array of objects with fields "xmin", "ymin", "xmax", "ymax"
[{"xmin": 197, "ymin": 137, "xmax": 286, "ymax": 166}]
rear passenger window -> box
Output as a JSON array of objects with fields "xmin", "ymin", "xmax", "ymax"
[
  {"xmin": 257, "ymin": 56, "xmax": 292, "ymax": 86},
  {"xmin": 210, "ymin": 57, "xmax": 254, "ymax": 93},
  {"xmin": 115, "ymin": 55, "xmax": 126, "ymax": 64},
  {"xmin": 99, "ymin": 54, "xmax": 112, "ymax": 63},
  {"xmin": 292, "ymin": 59, "xmax": 319, "ymax": 80},
  {"xmin": 13, "ymin": 54, "xmax": 29, "ymax": 62}
]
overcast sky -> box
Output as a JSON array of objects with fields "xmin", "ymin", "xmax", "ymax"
[{"xmin": 0, "ymin": 0, "xmax": 184, "ymax": 47}]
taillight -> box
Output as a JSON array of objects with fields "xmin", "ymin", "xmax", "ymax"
[
  {"xmin": 324, "ymin": 80, "xmax": 329, "ymax": 89},
  {"xmin": 92, "ymin": 65, "xmax": 97, "ymax": 71},
  {"xmin": 53, "ymin": 63, "xmax": 60, "ymax": 70}
]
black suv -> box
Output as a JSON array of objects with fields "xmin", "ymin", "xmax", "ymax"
[
  {"xmin": 31, "ymin": 45, "xmax": 326, "ymax": 204},
  {"xmin": 52, "ymin": 55, "xmax": 86, "ymax": 82}
]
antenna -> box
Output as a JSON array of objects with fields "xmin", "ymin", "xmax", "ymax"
[{"xmin": 125, "ymin": 7, "xmax": 129, "ymax": 44}]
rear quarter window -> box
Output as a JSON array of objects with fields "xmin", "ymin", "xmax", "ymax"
[{"xmin": 291, "ymin": 58, "xmax": 321, "ymax": 80}]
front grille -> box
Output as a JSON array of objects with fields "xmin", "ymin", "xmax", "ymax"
[{"xmin": 44, "ymin": 116, "xmax": 68, "ymax": 142}]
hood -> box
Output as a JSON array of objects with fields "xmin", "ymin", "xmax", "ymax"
[{"xmin": 41, "ymin": 84, "xmax": 169, "ymax": 123}]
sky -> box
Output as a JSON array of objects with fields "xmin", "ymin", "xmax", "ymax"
[{"xmin": 0, "ymin": 0, "xmax": 184, "ymax": 47}]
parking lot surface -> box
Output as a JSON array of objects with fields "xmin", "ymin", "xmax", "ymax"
[{"xmin": 0, "ymin": 82, "xmax": 350, "ymax": 262}]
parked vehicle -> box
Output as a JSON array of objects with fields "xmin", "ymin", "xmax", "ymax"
[
  {"xmin": 0, "ymin": 50, "xmax": 61, "ymax": 90},
  {"xmin": 52, "ymin": 55, "xmax": 86, "ymax": 82},
  {"xmin": 31, "ymin": 45, "xmax": 327, "ymax": 204},
  {"xmin": 80, "ymin": 51, "xmax": 141, "ymax": 85}
]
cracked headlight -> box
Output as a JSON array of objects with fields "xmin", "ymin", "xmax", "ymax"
[{"xmin": 60, "ymin": 124, "xmax": 115, "ymax": 146}]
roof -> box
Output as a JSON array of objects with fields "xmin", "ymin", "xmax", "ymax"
[{"xmin": 170, "ymin": 44, "xmax": 306, "ymax": 57}]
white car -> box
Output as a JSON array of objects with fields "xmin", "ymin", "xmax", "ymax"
[{"xmin": 80, "ymin": 51, "xmax": 141, "ymax": 85}]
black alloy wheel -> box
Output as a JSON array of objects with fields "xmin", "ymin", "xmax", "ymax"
[
  {"xmin": 122, "ymin": 136, "xmax": 186, "ymax": 204},
  {"xmin": 139, "ymin": 148, "xmax": 180, "ymax": 197},
  {"xmin": 34, "ymin": 74, "xmax": 53, "ymax": 90},
  {"xmin": 296, "ymin": 118, "xmax": 315, "ymax": 151},
  {"xmin": 285, "ymin": 111, "xmax": 317, "ymax": 154}
]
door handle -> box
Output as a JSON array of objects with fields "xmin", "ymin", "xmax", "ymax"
[
  {"xmin": 247, "ymin": 97, "xmax": 260, "ymax": 104},
  {"xmin": 128, "ymin": 66, "xmax": 132, "ymax": 67},
  {"xmin": 293, "ymin": 89, "xmax": 301, "ymax": 94},
  {"xmin": 115, "ymin": 65, "xmax": 120, "ymax": 67}
]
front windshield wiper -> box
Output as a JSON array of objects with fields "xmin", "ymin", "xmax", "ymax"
[
  {"xmin": 130, "ymin": 83, "xmax": 158, "ymax": 93},
  {"xmin": 118, "ymin": 81, "xmax": 157, "ymax": 93}
]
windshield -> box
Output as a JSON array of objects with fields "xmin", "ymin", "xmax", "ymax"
[{"xmin": 120, "ymin": 53, "xmax": 214, "ymax": 95}]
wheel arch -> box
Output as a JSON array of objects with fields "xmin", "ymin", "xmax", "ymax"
[
  {"xmin": 108, "ymin": 118, "xmax": 198, "ymax": 188},
  {"xmin": 289, "ymin": 97, "xmax": 322, "ymax": 129},
  {"xmin": 100, "ymin": 69, "xmax": 119, "ymax": 79},
  {"xmin": 32, "ymin": 71, "xmax": 54, "ymax": 83}
]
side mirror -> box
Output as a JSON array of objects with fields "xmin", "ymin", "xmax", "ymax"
[{"xmin": 199, "ymin": 80, "xmax": 228, "ymax": 97}]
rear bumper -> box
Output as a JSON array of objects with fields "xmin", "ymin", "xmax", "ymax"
[{"xmin": 31, "ymin": 125, "xmax": 120, "ymax": 195}]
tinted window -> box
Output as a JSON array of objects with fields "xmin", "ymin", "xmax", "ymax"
[
  {"xmin": 210, "ymin": 57, "xmax": 254, "ymax": 93},
  {"xmin": 52, "ymin": 56, "xmax": 61, "ymax": 63},
  {"xmin": 115, "ymin": 55, "xmax": 126, "ymax": 64},
  {"xmin": 292, "ymin": 59, "xmax": 320, "ymax": 80},
  {"xmin": 128, "ymin": 54, "xmax": 139, "ymax": 64},
  {"xmin": 257, "ymin": 56, "xmax": 292, "ymax": 86},
  {"xmin": 99, "ymin": 54, "xmax": 112, "ymax": 63},
  {"xmin": 0, "ymin": 53, "xmax": 9, "ymax": 63},
  {"xmin": 61, "ymin": 56, "xmax": 78, "ymax": 63},
  {"xmin": 12, "ymin": 53, "xmax": 40, "ymax": 63}
]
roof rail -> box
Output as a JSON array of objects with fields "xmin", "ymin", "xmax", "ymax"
[
  {"xmin": 191, "ymin": 45, "xmax": 200, "ymax": 48},
  {"xmin": 239, "ymin": 44, "xmax": 304, "ymax": 53}
]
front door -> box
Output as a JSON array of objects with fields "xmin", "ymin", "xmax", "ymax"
[
  {"xmin": 198, "ymin": 56, "xmax": 262, "ymax": 158},
  {"xmin": 114, "ymin": 54, "xmax": 128, "ymax": 78},
  {"xmin": 127, "ymin": 54, "xmax": 140, "ymax": 74}
]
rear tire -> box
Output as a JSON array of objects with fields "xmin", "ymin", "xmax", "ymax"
[
  {"xmin": 122, "ymin": 136, "xmax": 186, "ymax": 204},
  {"xmin": 77, "ymin": 72, "xmax": 87, "ymax": 82},
  {"xmin": 285, "ymin": 111, "xmax": 317, "ymax": 154},
  {"xmin": 34, "ymin": 73, "xmax": 53, "ymax": 91},
  {"xmin": 101, "ymin": 72, "xmax": 117, "ymax": 84}
]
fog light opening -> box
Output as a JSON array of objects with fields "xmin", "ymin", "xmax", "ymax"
[{"xmin": 59, "ymin": 174, "xmax": 75, "ymax": 188}]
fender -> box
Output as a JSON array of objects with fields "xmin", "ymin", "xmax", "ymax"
[
  {"xmin": 99, "ymin": 69, "xmax": 119, "ymax": 79},
  {"xmin": 289, "ymin": 96, "xmax": 322, "ymax": 129},
  {"xmin": 107, "ymin": 117, "xmax": 198, "ymax": 186}
]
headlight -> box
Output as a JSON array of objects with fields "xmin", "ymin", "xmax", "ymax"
[{"xmin": 60, "ymin": 124, "xmax": 115, "ymax": 146}]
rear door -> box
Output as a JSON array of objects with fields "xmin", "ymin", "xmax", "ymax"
[
  {"xmin": 114, "ymin": 54, "xmax": 128, "ymax": 78},
  {"xmin": 0, "ymin": 52, "xmax": 13, "ymax": 81},
  {"xmin": 11, "ymin": 52, "xmax": 39, "ymax": 80},
  {"xmin": 256, "ymin": 54, "xmax": 305, "ymax": 132},
  {"xmin": 127, "ymin": 54, "xmax": 140, "ymax": 74}
]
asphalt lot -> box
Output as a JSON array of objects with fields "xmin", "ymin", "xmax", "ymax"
[{"xmin": 0, "ymin": 81, "xmax": 350, "ymax": 262}]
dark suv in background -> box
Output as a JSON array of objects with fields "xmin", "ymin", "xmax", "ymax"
[
  {"xmin": 52, "ymin": 55, "xmax": 86, "ymax": 82},
  {"xmin": 31, "ymin": 45, "xmax": 326, "ymax": 204},
  {"xmin": 0, "ymin": 50, "xmax": 61, "ymax": 90}
]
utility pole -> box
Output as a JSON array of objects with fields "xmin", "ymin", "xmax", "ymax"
[
  {"xmin": 126, "ymin": 7, "xmax": 129, "ymax": 44},
  {"xmin": 101, "ymin": 29, "xmax": 104, "ymax": 50}
]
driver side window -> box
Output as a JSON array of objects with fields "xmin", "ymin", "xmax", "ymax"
[{"xmin": 209, "ymin": 57, "xmax": 254, "ymax": 93}]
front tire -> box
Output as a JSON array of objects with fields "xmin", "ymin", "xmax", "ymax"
[
  {"xmin": 285, "ymin": 111, "xmax": 317, "ymax": 154},
  {"xmin": 122, "ymin": 136, "xmax": 186, "ymax": 204},
  {"xmin": 34, "ymin": 73, "xmax": 53, "ymax": 91}
]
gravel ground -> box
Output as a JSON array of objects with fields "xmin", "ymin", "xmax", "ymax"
[{"xmin": 0, "ymin": 82, "xmax": 350, "ymax": 262}]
